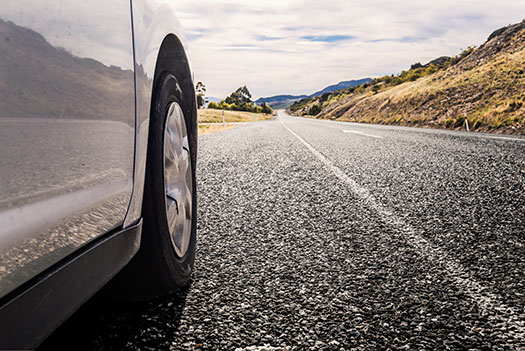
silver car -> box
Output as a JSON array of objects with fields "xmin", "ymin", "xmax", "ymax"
[{"xmin": 0, "ymin": 1, "xmax": 198, "ymax": 348}]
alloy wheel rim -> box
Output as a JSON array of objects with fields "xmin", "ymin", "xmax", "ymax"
[{"xmin": 163, "ymin": 102, "xmax": 192, "ymax": 258}]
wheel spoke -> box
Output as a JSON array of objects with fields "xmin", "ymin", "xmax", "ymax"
[
  {"xmin": 165, "ymin": 130, "xmax": 179, "ymax": 164},
  {"xmin": 163, "ymin": 102, "xmax": 193, "ymax": 258}
]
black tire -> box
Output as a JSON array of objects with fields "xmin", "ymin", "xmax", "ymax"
[{"xmin": 107, "ymin": 72, "xmax": 197, "ymax": 300}]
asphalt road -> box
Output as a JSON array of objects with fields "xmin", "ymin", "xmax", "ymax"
[{"xmin": 42, "ymin": 111, "xmax": 525, "ymax": 350}]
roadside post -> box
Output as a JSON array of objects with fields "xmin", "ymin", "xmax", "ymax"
[
  {"xmin": 222, "ymin": 110, "xmax": 226, "ymax": 127},
  {"xmin": 464, "ymin": 113, "xmax": 470, "ymax": 132}
]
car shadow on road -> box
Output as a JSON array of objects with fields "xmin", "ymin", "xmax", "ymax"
[{"xmin": 39, "ymin": 281, "xmax": 193, "ymax": 350}]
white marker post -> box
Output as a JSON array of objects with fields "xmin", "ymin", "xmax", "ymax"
[
  {"xmin": 222, "ymin": 110, "xmax": 226, "ymax": 127},
  {"xmin": 464, "ymin": 113, "xmax": 470, "ymax": 132}
]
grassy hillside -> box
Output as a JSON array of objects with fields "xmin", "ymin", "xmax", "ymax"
[{"xmin": 290, "ymin": 20, "xmax": 525, "ymax": 134}]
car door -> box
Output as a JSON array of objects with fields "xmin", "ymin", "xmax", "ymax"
[{"xmin": 0, "ymin": 1, "xmax": 136, "ymax": 298}]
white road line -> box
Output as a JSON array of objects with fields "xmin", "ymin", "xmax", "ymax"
[
  {"xmin": 280, "ymin": 118, "xmax": 525, "ymax": 339},
  {"xmin": 342, "ymin": 130, "xmax": 384, "ymax": 139},
  {"xmin": 198, "ymin": 122, "xmax": 243, "ymax": 125},
  {"xmin": 469, "ymin": 134, "xmax": 525, "ymax": 142}
]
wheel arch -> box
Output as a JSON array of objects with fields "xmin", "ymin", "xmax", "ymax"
[
  {"xmin": 152, "ymin": 34, "xmax": 198, "ymax": 151},
  {"xmin": 123, "ymin": 1, "xmax": 197, "ymax": 228}
]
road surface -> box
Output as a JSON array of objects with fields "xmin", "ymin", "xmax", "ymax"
[{"xmin": 42, "ymin": 111, "xmax": 525, "ymax": 350}]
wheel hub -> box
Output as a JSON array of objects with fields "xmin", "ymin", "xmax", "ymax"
[{"xmin": 163, "ymin": 102, "xmax": 192, "ymax": 258}]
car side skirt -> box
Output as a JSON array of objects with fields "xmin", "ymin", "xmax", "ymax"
[{"xmin": 0, "ymin": 219, "xmax": 143, "ymax": 349}]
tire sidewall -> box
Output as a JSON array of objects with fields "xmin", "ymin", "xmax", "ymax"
[{"xmin": 144, "ymin": 72, "xmax": 197, "ymax": 288}]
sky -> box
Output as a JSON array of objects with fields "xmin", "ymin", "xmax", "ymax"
[{"xmin": 175, "ymin": 0, "xmax": 525, "ymax": 100}]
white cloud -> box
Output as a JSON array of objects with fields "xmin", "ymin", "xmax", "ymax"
[{"xmin": 174, "ymin": 0, "xmax": 525, "ymax": 99}]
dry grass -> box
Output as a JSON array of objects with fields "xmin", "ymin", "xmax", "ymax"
[
  {"xmin": 197, "ymin": 109, "xmax": 273, "ymax": 135},
  {"xmin": 198, "ymin": 124, "xmax": 237, "ymax": 136},
  {"xmin": 198, "ymin": 109, "xmax": 272, "ymax": 123}
]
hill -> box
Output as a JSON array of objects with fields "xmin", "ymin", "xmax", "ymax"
[
  {"xmin": 256, "ymin": 78, "xmax": 371, "ymax": 109},
  {"xmin": 255, "ymin": 94, "xmax": 308, "ymax": 104},
  {"xmin": 290, "ymin": 20, "xmax": 525, "ymax": 135},
  {"xmin": 255, "ymin": 94, "xmax": 308, "ymax": 109},
  {"xmin": 309, "ymin": 78, "xmax": 372, "ymax": 97}
]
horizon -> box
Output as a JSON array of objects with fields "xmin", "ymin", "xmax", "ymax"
[{"xmin": 176, "ymin": 0, "xmax": 525, "ymax": 100}]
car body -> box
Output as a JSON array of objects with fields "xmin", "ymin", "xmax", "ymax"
[{"xmin": 0, "ymin": 1, "xmax": 198, "ymax": 348}]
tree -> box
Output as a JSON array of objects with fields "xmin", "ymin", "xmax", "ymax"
[
  {"xmin": 410, "ymin": 62, "xmax": 423, "ymax": 70},
  {"xmin": 224, "ymin": 86, "xmax": 252, "ymax": 105},
  {"xmin": 196, "ymin": 81, "xmax": 207, "ymax": 108},
  {"xmin": 208, "ymin": 86, "xmax": 268, "ymax": 114},
  {"xmin": 260, "ymin": 102, "xmax": 273, "ymax": 114}
]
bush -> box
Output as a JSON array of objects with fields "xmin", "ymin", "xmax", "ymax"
[
  {"xmin": 260, "ymin": 102, "xmax": 273, "ymax": 114},
  {"xmin": 472, "ymin": 119, "xmax": 482, "ymax": 129},
  {"xmin": 443, "ymin": 118, "xmax": 455, "ymax": 127},
  {"xmin": 455, "ymin": 116, "xmax": 465, "ymax": 127},
  {"xmin": 411, "ymin": 62, "xmax": 423, "ymax": 69},
  {"xmin": 307, "ymin": 104, "xmax": 323, "ymax": 116},
  {"xmin": 505, "ymin": 101, "xmax": 523, "ymax": 112},
  {"xmin": 290, "ymin": 97, "xmax": 312, "ymax": 112},
  {"xmin": 319, "ymin": 92, "xmax": 332, "ymax": 103}
]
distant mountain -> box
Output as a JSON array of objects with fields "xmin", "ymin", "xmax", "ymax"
[
  {"xmin": 255, "ymin": 95, "xmax": 308, "ymax": 109},
  {"xmin": 310, "ymin": 78, "xmax": 372, "ymax": 97},
  {"xmin": 255, "ymin": 79, "xmax": 372, "ymax": 109},
  {"xmin": 255, "ymin": 95, "xmax": 308, "ymax": 104}
]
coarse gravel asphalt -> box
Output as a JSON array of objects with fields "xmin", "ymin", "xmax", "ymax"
[{"xmin": 41, "ymin": 111, "xmax": 525, "ymax": 350}]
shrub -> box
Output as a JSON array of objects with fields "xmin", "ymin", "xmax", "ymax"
[
  {"xmin": 443, "ymin": 118, "xmax": 455, "ymax": 127},
  {"xmin": 505, "ymin": 101, "xmax": 523, "ymax": 112},
  {"xmin": 290, "ymin": 97, "xmax": 312, "ymax": 112},
  {"xmin": 307, "ymin": 104, "xmax": 322, "ymax": 116},
  {"xmin": 472, "ymin": 119, "xmax": 482, "ymax": 129},
  {"xmin": 260, "ymin": 102, "xmax": 273, "ymax": 114}
]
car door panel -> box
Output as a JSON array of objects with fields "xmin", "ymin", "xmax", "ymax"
[{"xmin": 0, "ymin": 1, "xmax": 135, "ymax": 298}]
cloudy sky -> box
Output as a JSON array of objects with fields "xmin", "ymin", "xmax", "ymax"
[{"xmin": 175, "ymin": 0, "xmax": 524, "ymax": 99}]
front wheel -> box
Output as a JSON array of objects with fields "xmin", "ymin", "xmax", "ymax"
[{"xmin": 110, "ymin": 72, "xmax": 197, "ymax": 300}]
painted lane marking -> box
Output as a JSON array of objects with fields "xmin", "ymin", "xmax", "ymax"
[
  {"xmin": 280, "ymin": 118, "xmax": 524, "ymax": 341},
  {"xmin": 469, "ymin": 134, "xmax": 525, "ymax": 142},
  {"xmin": 342, "ymin": 130, "xmax": 384, "ymax": 139}
]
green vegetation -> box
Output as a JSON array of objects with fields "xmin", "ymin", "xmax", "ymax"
[
  {"xmin": 289, "ymin": 97, "xmax": 312, "ymax": 112},
  {"xmin": 196, "ymin": 82, "xmax": 207, "ymax": 108},
  {"xmin": 208, "ymin": 86, "xmax": 273, "ymax": 114},
  {"xmin": 306, "ymin": 104, "xmax": 322, "ymax": 116}
]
